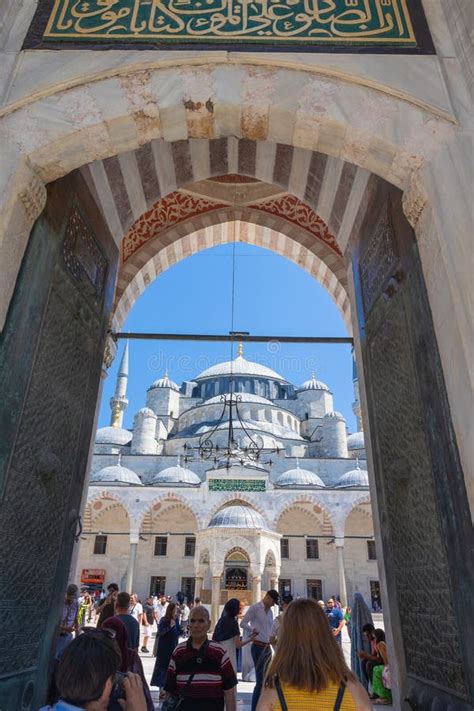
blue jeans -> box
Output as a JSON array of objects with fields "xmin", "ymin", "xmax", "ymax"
[{"xmin": 251, "ymin": 643, "xmax": 271, "ymax": 711}]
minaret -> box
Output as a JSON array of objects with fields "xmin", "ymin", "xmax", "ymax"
[
  {"xmin": 110, "ymin": 341, "xmax": 129, "ymax": 427},
  {"xmin": 351, "ymin": 348, "xmax": 362, "ymax": 431}
]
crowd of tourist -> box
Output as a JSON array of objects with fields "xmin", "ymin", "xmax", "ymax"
[{"xmin": 43, "ymin": 583, "xmax": 392, "ymax": 710}]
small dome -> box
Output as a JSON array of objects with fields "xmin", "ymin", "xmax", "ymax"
[
  {"xmin": 324, "ymin": 411, "xmax": 345, "ymax": 421},
  {"xmin": 298, "ymin": 373, "xmax": 330, "ymax": 392},
  {"xmin": 336, "ymin": 465, "xmax": 369, "ymax": 488},
  {"xmin": 136, "ymin": 407, "xmax": 156, "ymax": 418},
  {"xmin": 91, "ymin": 463, "xmax": 143, "ymax": 486},
  {"xmin": 151, "ymin": 465, "xmax": 201, "ymax": 486},
  {"xmin": 276, "ymin": 463, "xmax": 325, "ymax": 488},
  {"xmin": 95, "ymin": 426, "xmax": 132, "ymax": 446},
  {"xmin": 148, "ymin": 374, "xmax": 180, "ymax": 391},
  {"xmin": 209, "ymin": 504, "xmax": 266, "ymax": 529},
  {"xmin": 347, "ymin": 432, "xmax": 365, "ymax": 450}
]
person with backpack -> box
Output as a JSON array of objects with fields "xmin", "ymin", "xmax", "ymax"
[{"xmin": 256, "ymin": 598, "xmax": 372, "ymax": 711}]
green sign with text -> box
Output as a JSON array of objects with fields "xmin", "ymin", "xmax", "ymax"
[
  {"xmin": 42, "ymin": 0, "xmax": 418, "ymax": 46},
  {"xmin": 209, "ymin": 478, "xmax": 266, "ymax": 492}
]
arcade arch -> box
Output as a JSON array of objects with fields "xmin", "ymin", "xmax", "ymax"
[{"xmin": 76, "ymin": 498, "xmax": 130, "ymax": 592}]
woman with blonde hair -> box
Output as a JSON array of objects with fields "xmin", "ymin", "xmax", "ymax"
[{"xmin": 257, "ymin": 598, "xmax": 372, "ymax": 711}]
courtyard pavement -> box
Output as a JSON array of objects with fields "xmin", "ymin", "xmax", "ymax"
[{"xmin": 137, "ymin": 613, "xmax": 390, "ymax": 710}]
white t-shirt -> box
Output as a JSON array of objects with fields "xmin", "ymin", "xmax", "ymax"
[
  {"xmin": 180, "ymin": 604, "xmax": 190, "ymax": 622},
  {"xmin": 155, "ymin": 602, "xmax": 168, "ymax": 621},
  {"xmin": 129, "ymin": 601, "xmax": 143, "ymax": 622}
]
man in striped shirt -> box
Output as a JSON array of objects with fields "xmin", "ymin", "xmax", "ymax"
[{"xmin": 164, "ymin": 605, "xmax": 237, "ymax": 710}]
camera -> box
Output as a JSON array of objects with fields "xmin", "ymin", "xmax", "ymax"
[{"xmin": 110, "ymin": 671, "xmax": 127, "ymax": 701}]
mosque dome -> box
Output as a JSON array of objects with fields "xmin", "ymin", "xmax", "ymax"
[
  {"xmin": 324, "ymin": 411, "xmax": 345, "ymax": 420},
  {"xmin": 195, "ymin": 354, "xmax": 285, "ymax": 382},
  {"xmin": 336, "ymin": 464, "xmax": 369, "ymax": 488},
  {"xmin": 91, "ymin": 463, "xmax": 143, "ymax": 486},
  {"xmin": 276, "ymin": 465, "xmax": 325, "ymax": 488},
  {"xmin": 298, "ymin": 373, "xmax": 330, "ymax": 392},
  {"xmin": 347, "ymin": 432, "xmax": 365, "ymax": 451},
  {"xmin": 148, "ymin": 374, "xmax": 180, "ymax": 391},
  {"xmin": 150, "ymin": 464, "xmax": 201, "ymax": 486},
  {"xmin": 208, "ymin": 504, "xmax": 266, "ymax": 529},
  {"xmin": 136, "ymin": 407, "xmax": 156, "ymax": 417},
  {"xmin": 95, "ymin": 426, "xmax": 132, "ymax": 446}
]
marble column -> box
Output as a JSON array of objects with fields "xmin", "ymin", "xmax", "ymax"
[
  {"xmin": 194, "ymin": 575, "xmax": 203, "ymax": 601},
  {"xmin": 211, "ymin": 575, "xmax": 221, "ymax": 628},
  {"xmin": 125, "ymin": 542, "xmax": 138, "ymax": 593},
  {"xmin": 252, "ymin": 576, "xmax": 262, "ymax": 604},
  {"xmin": 335, "ymin": 538, "xmax": 347, "ymax": 607}
]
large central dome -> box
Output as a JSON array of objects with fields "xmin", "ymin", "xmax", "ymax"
[{"xmin": 195, "ymin": 354, "xmax": 285, "ymax": 382}]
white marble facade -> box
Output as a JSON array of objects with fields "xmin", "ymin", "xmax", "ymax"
[{"xmin": 75, "ymin": 343, "xmax": 378, "ymax": 622}]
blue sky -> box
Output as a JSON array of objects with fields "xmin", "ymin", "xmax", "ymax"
[{"xmin": 99, "ymin": 243, "xmax": 356, "ymax": 431}]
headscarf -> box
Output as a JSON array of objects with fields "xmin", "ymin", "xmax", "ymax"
[
  {"xmin": 212, "ymin": 598, "xmax": 240, "ymax": 642},
  {"xmin": 102, "ymin": 616, "xmax": 133, "ymax": 673},
  {"xmin": 350, "ymin": 592, "xmax": 374, "ymax": 688}
]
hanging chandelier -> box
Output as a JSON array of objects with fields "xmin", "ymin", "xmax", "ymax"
[{"xmin": 182, "ymin": 383, "xmax": 283, "ymax": 470}]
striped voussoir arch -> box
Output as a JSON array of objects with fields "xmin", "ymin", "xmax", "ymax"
[{"xmin": 80, "ymin": 137, "xmax": 375, "ymax": 329}]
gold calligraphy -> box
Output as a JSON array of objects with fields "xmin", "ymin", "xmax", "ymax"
[{"xmin": 44, "ymin": 0, "xmax": 416, "ymax": 44}]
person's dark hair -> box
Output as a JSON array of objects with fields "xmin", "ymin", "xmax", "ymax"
[
  {"xmin": 164, "ymin": 602, "xmax": 177, "ymax": 624},
  {"xmin": 116, "ymin": 591, "xmax": 131, "ymax": 609},
  {"xmin": 362, "ymin": 623, "xmax": 375, "ymax": 634},
  {"xmin": 107, "ymin": 583, "xmax": 119, "ymax": 592},
  {"xmin": 374, "ymin": 628, "xmax": 386, "ymax": 644},
  {"xmin": 224, "ymin": 598, "xmax": 240, "ymax": 618},
  {"xmin": 56, "ymin": 631, "xmax": 121, "ymax": 705}
]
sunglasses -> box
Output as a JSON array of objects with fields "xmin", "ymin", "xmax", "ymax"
[{"xmin": 81, "ymin": 626, "xmax": 117, "ymax": 640}]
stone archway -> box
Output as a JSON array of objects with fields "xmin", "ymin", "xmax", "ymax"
[{"xmin": 0, "ymin": 62, "xmax": 472, "ymax": 710}]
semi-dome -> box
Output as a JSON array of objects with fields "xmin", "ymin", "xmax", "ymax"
[
  {"xmin": 347, "ymin": 432, "xmax": 365, "ymax": 450},
  {"xmin": 150, "ymin": 465, "xmax": 201, "ymax": 486},
  {"xmin": 298, "ymin": 373, "xmax": 330, "ymax": 392},
  {"xmin": 208, "ymin": 504, "xmax": 266, "ymax": 529},
  {"xmin": 336, "ymin": 465, "xmax": 369, "ymax": 488},
  {"xmin": 148, "ymin": 374, "xmax": 180, "ymax": 391},
  {"xmin": 91, "ymin": 463, "xmax": 143, "ymax": 486},
  {"xmin": 276, "ymin": 466, "xmax": 325, "ymax": 488},
  {"xmin": 95, "ymin": 426, "xmax": 132, "ymax": 446},
  {"xmin": 195, "ymin": 355, "xmax": 285, "ymax": 382}
]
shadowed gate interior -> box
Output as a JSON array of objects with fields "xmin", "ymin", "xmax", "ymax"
[{"xmin": 0, "ymin": 148, "xmax": 472, "ymax": 710}]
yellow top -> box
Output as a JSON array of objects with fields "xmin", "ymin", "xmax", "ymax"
[{"xmin": 272, "ymin": 681, "xmax": 357, "ymax": 711}]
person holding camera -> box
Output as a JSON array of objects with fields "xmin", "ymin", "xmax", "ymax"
[{"xmin": 41, "ymin": 628, "xmax": 148, "ymax": 711}]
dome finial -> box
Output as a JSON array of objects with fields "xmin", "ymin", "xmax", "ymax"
[
  {"xmin": 237, "ymin": 342, "xmax": 244, "ymax": 358},
  {"xmin": 311, "ymin": 371, "xmax": 316, "ymax": 380}
]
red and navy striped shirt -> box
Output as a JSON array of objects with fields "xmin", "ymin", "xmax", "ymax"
[{"xmin": 164, "ymin": 638, "xmax": 237, "ymax": 710}]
